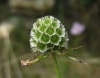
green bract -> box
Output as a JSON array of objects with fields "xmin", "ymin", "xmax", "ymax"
[{"xmin": 30, "ymin": 16, "xmax": 69, "ymax": 53}]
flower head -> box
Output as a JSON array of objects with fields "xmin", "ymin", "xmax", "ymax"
[
  {"xmin": 70, "ymin": 22, "xmax": 85, "ymax": 35},
  {"xmin": 30, "ymin": 16, "xmax": 69, "ymax": 53}
]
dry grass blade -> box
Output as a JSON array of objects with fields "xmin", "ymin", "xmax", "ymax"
[
  {"xmin": 2, "ymin": 37, "xmax": 11, "ymax": 78},
  {"xmin": 8, "ymin": 37, "xmax": 23, "ymax": 78}
]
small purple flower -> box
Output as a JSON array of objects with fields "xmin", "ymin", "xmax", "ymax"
[{"xmin": 70, "ymin": 22, "xmax": 85, "ymax": 35}]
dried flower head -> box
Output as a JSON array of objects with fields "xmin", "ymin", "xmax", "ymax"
[{"xmin": 30, "ymin": 16, "xmax": 69, "ymax": 53}]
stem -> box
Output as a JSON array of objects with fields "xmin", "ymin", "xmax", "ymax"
[{"xmin": 51, "ymin": 53, "xmax": 61, "ymax": 78}]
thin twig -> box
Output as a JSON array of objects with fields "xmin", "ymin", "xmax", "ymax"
[{"xmin": 72, "ymin": 46, "xmax": 82, "ymax": 50}]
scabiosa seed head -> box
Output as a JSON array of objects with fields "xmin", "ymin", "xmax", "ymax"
[{"xmin": 30, "ymin": 16, "xmax": 69, "ymax": 53}]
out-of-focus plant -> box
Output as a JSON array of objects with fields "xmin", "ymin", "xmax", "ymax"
[
  {"xmin": 21, "ymin": 16, "xmax": 87, "ymax": 78},
  {"xmin": 0, "ymin": 20, "xmax": 23, "ymax": 78},
  {"xmin": 70, "ymin": 21, "xmax": 85, "ymax": 35},
  {"xmin": 9, "ymin": 0, "xmax": 55, "ymax": 15},
  {"xmin": 66, "ymin": 0, "xmax": 100, "ymax": 53}
]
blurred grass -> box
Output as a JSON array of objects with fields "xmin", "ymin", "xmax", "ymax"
[{"xmin": 20, "ymin": 55, "xmax": 100, "ymax": 78}]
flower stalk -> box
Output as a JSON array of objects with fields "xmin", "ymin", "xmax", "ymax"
[{"xmin": 51, "ymin": 53, "xmax": 61, "ymax": 78}]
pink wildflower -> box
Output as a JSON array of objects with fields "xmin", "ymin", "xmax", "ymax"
[{"xmin": 70, "ymin": 22, "xmax": 85, "ymax": 35}]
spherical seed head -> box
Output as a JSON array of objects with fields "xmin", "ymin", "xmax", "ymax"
[{"xmin": 30, "ymin": 16, "xmax": 69, "ymax": 53}]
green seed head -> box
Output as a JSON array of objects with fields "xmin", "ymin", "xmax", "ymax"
[{"xmin": 30, "ymin": 16, "xmax": 69, "ymax": 53}]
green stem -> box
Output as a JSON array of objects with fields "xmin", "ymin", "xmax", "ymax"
[{"xmin": 51, "ymin": 53, "xmax": 61, "ymax": 78}]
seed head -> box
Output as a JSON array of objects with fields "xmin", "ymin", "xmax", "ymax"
[{"xmin": 30, "ymin": 16, "xmax": 69, "ymax": 53}]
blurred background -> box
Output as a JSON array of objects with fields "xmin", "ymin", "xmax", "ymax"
[{"xmin": 0, "ymin": 0, "xmax": 100, "ymax": 78}]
